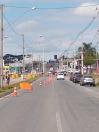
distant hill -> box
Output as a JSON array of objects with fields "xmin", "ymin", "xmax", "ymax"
[{"xmin": 3, "ymin": 54, "xmax": 23, "ymax": 64}]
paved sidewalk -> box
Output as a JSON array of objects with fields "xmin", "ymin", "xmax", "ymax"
[{"xmin": 3, "ymin": 77, "xmax": 23, "ymax": 87}]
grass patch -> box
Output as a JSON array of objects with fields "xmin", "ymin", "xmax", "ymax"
[
  {"xmin": 96, "ymin": 82, "xmax": 99, "ymax": 87},
  {"xmin": 0, "ymin": 76, "xmax": 39, "ymax": 97}
]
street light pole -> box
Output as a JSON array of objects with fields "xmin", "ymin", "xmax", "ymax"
[
  {"xmin": 81, "ymin": 48, "xmax": 84, "ymax": 75},
  {"xmin": 22, "ymin": 34, "xmax": 25, "ymax": 78},
  {"xmin": 39, "ymin": 35, "xmax": 45, "ymax": 74},
  {"xmin": 43, "ymin": 47, "xmax": 45, "ymax": 74},
  {"xmin": 32, "ymin": 53, "xmax": 33, "ymax": 72},
  {"xmin": 38, "ymin": 55, "xmax": 41, "ymax": 72},
  {"xmin": 0, "ymin": 5, "xmax": 4, "ymax": 88}
]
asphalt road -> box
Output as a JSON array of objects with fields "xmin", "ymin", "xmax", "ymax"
[{"xmin": 0, "ymin": 76, "xmax": 99, "ymax": 132}]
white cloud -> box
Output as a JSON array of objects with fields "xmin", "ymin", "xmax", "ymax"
[
  {"xmin": 74, "ymin": 3, "xmax": 98, "ymax": 16},
  {"xmin": 16, "ymin": 20, "xmax": 39, "ymax": 33},
  {"xmin": 3, "ymin": 0, "xmax": 99, "ymax": 59}
]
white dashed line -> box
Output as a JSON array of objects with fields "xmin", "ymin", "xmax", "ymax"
[{"xmin": 56, "ymin": 112, "xmax": 63, "ymax": 132}]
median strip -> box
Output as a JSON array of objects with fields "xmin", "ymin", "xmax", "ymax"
[{"xmin": 0, "ymin": 75, "xmax": 39, "ymax": 98}]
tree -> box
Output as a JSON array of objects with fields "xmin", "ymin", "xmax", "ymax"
[{"xmin": 78, "ymin": 42, "xmax": 96, "ymax": 66}]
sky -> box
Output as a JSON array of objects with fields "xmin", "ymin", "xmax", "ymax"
[{"xmin": 0, "ymin": 0, "xmax": 99, "ymax": 60}]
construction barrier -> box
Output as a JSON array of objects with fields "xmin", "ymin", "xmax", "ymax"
[{"xmin": 20, "ymin": 82, "xmax": 32, "ymax": 92}]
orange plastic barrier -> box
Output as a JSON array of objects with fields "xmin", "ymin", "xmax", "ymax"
[{"xmin": 20, "ymin": 82, "xmax": 32, "ymax": 92}]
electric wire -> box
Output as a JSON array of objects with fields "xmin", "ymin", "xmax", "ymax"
[
  {"xmin": 5, "ymin": 3, "xmax": 99, "ymax": 9},
  {"xmin": 4, "ymin": 15, "xmax": 24, "ymax": 49},
  {"xmin": 61, "ymin": 14, "xmax": 99, "ymax": 58},
  {"xmin": 5, "ymin": 9, "xmax": 32, "ymax": 30},
  {"xmin": 3, "ymin": 3, "xmax": 99, "ymax": 59},
  {"xmin": 4, "ymin": 15, "xmax": 21, "ymax": 36}
]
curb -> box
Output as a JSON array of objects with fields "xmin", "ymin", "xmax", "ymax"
[{"xmin": 0, "ymin": 77, "xmax": 39, "ymax": 99}]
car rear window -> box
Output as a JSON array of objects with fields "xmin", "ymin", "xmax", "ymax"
[
  {"xmin": 58, "ymin": 73, "xmax": 64, "ymax": 75},
  {"xmin": 84, "ymin": 76, "xmax": 92, "ymax": 78}
]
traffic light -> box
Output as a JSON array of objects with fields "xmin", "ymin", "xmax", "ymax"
[
  {"xmin": 54, "ymin": 55, "xmax": 57, "ymax": 59},
  {"xmin": 62, "ymin": 55, "xmax": 65, "ymax": 59}
]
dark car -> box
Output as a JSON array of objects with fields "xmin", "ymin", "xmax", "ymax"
[
  {"xmin": 80, "ymin": 75, "xmax": 95, "ymax": 86},
  {"xmin": 70, "ymin": 72, "xmax": 81, "ymax": 82},
  {"xmin": 73, "ymin": 74, "xmax": 82, "ymax": 83}
]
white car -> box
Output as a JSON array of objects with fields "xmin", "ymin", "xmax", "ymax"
[
  {"xmin": 80, "ymin": 75, "xmax": 95, "ymax": 86},
  {"xmin": 57, "ymin": 73, "xmax": 65, "ymax": 80}
]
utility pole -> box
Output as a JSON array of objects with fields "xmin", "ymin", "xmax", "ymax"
[
  {"xmin": 32, "ymin": 53, "xmax": 33, "ymax": 72},
  {"xmin": 96, "ymin": 41, "xmax": 99, "ymax": 72},
  {"xmin": 38, "ymin": 55, "xmax": 41, "ymax": 72},
  {"xmin": 22, "ymin": 34, "xmax": 25, "ymax": 79},
  {"xmin": 81, "ymin": 47, "xmax": 84, "ymax": 75},
  {"xmin": 43, "ymin": 47, "xmax": 45, "ymax": 74},
  {"xmin": 0, "ymin": 5, "xmax": 4, "ymax": 88},
  {"xmin": 73, "ymin": 48, "xmax": 76, "ymax": 71},
  {"xmin": 39, "ymin": 35, "xmax": 45, "ymax": 74},
  {"xmin": 96, "ymin": 41, "xmax": 99, "ymax": 59}
]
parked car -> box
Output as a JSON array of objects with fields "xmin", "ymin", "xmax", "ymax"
[
  {"xmin": 80, "ymin": 75, "xmax": 95, "ymax": 86},
  {"xmin": 59, "ymin": 71, "xmax": 66, "ymax": 76},
  {"xmin": 73, "ymin": 74, "xmax": 82, "ymax": 83},
  {"xmin": 70, "ymin": 72, "xmax": 81, "ymax": 82},
  {"xmin": 57, "ymin": 73, "xmax": 65, "ymax": 80}
]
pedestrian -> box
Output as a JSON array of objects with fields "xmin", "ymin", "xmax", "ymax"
[{"xmin": 6, "ymin": 74, "xmax": 10, "ymax": 85}]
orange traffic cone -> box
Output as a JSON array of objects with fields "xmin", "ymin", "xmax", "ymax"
[{"xmin": 11, "ymin": 87, "xmax": 17, "ymax": 96}]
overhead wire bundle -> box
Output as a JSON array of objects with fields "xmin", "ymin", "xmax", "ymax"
[{"xmin": 3, "ymin": 3, "xmax": 99, "ymax": 58}]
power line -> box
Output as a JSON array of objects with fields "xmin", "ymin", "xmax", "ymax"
[
  {"xmin": 4, "ymin": 9, "xmax": 32, "ymax": 30},
  {"xmin": 68, "ymin": 17, "xmax": 97, "ymax": 50},
  {"xmin": 5, "ymin": 3, "xmax": 99, "ymax": 9},
  {"xmin": 3, "ymin": 15, "xmax": 26, "ymax": 54},
  {"xmin": 91, "ymin": 31, "xmax": 98, "ymax": 43},
  {"xmin": 4, "ymin": 3, "xmax": 99, "ymax": 59},
  {"xmin": 4, "ymin": 15, "xmax": 21, "ymax": 36},
  {"xmin": 61, "ymin": 14, "xmax": 99, "ymax": 57},
  {"xmin": 91, "ymin": 30, "xmax": 99, "ymax": 49},
  {"xmin": 5, "ymin": 5, "xmax": 30, "ymax": 9}
]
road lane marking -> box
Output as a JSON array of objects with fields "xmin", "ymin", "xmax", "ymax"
[{"xmin": 56, "ymin": 112, "xmax": 63, "ymax": 132}]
